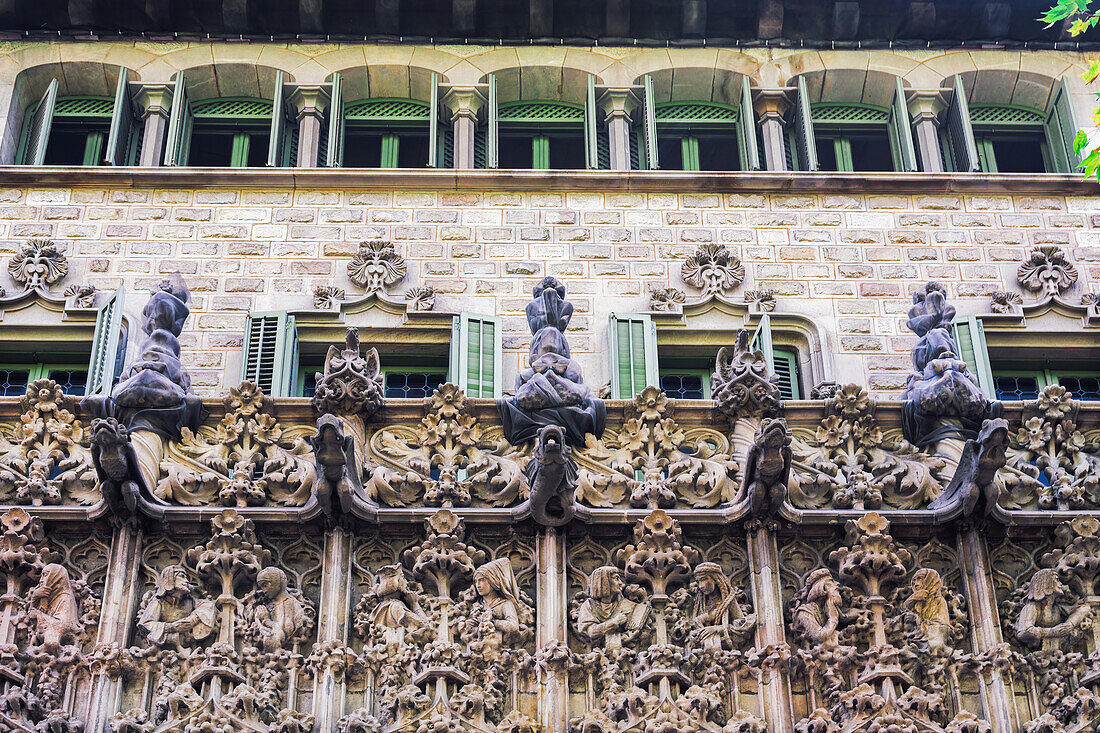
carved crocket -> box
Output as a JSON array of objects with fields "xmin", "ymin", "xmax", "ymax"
[{"xmin": 526, "ymin": 424, "xmax": 579, "ymax": 526}]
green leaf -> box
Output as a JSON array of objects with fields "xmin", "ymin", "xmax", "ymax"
[{"xmin": 1074, "ymin": 129, "xmax": 1090, "ymax": 155}]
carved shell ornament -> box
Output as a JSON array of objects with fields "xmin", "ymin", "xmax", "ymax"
[
  {"xmin": 347, "ymin": 240, "xmax": 407, "ymax": 294},
  {"xmin": 680, "ymin": 243, "xmax": 745, "ymax": 297},
  {"xmin": 8, "ymin": 239, "xmax": 68, "ymax": 291},
  {"xmin": 1017, "ymin": 245, "xmax": 1078, "ymax": 297}
]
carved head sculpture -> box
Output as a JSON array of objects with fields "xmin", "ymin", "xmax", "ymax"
[
  {"xmin": 8, "ymin": 240, "xmax": 68, "ymax": 291},
  {"xmin": 1024, "ymin": 567, "xmax": 1065, "ymax": 604},
  {"xmin": 693, "ymin": 562, "xmax": 737, "ymax": 623},
  {"xmin": 256, "ymin": 566, "xmax": 288, "ymax": 601},
  {"xmin": 906, "ymin": 568, "xmax": 950, "ymax": 624},
  {"xmin": 30, "ymin": 563, "xmax": 81, "ymax": 651},
  {"xmin": 155, "ymin": 565, "xmax": 195, "ymax": 600},
  {"xmin": 588, "ymin": 566, "xmax": 625, "ymax": 605},
  {"xmin": 375, "ymin": 564, "xmax": 409, "ymax": 598},
  {"xmin": 473, "ymin": 558, "xmax": 523, "ymax": 607}
]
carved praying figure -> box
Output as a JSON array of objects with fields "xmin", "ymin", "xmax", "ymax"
[
  {"xmin": 1015, "ymin": 568, "xmax": 1092, "ymax": 652},
  {"xmin": 369, "ymin": 564, "xmax": 433, "ymax": 652},
  {"xmin": 575, "ymin": 565, "xmax": 650, "ymax": 653},
  {"xmin": 791, "ymin": 568, "xmax": 845, "ymax": 650},
  {"xmin": 137, "ymin": 565, "xmax": 218, "ymax": 649},
  {"xmin": 28, "ymin": 563, "xmax": 82, "ymax": 652},
  {"xmin": 249, "ymin": 567, "xmax": 306, "ymax": 652},
  {"xmin": 689, "ymin": 562, "xmax": 756, "ymax": 652},
  {"xmin": 903, "ymin": 568, "xmax": 954, "ymax": 654},
  {"xmin": 466, "ymin": 558, "xmax": 533, "ymax": 653}
]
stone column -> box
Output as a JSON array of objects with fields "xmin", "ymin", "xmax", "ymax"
[
  {"xmin": 909, "ymin": 90, "xmax": 945, "ymax": 173},
  {"xmin": 599, "ymin": 88, "xmax": 638, "ymax": 171},
  {"xmin": 747, "ymin": 524, "xmax": 794, "ymax": 733},
  {"xmin": 755, "ymin": 90, "xmax": 789, "ymax": 172},
  {"xmin": 536, "ymin": 529, "xmax": 568, "ymax": 733},
  {"xmin": 443, "ymin": 87, "xmax": 484, "ymax": 170},
  {"xmin": 134, "ymin": 84, "xmax": 173, "ymax": 167},
  {"xmin": 86, "ymin": 525, "xmax": 144, "ymax": 733},
  {"xmin": 312, "ymin": 527, "xmax": 353, "ymax": 733},
  {"xmin": 288, "ymin": 85, "xmax": 330, "ymax": 168},
  {"xmin": 958, "ymin": 524, "xmax": 1019, "ymax": 732}
]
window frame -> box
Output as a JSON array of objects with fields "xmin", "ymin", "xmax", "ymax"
[
  {"xmin": 991, "ymin": 367, "xmax": 1100, "ymax": 401},
  {"xmin": 651, "ymin": 100, "xmax": 742, "ymax": 172},
  {"xmin": 494, "ymin": 100, "xmax": 586, "ymax": 171},
  {"xmin": 658, "ymin": 369, "xmax": 712, "ymax": 400},
  {"xmin": 18, "ymin": 94, "xmax": 115, "ymax": 166},
  {"xmin": 296, "ymin": 355, "xmax": 448, "ymax": 399},
  {"xmin": 341, "ymin": 97, "xmax": 434, "ymax": 169},
  {"xmin": 0, "ymin": 361, "xmax": 90, "ymax": 396},
  {"xmin": 968, "ymin": 106, "xmax": 1053, "ymax": 174},
  {"xmin": 187, "ymin": 97, "xmax": 275, "ymax": 168}
]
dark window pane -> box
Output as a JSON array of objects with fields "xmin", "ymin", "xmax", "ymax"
[
  {"xmin": 989, "ymin": 137, "xmax": 1047, "ymax": 173},
  {"xmin": 1058, "ymin": 376, "xmax": 1100, "ymax": 401},
  {"xmin": 385, "ymin": 372, "xmax": 447, "ymax": 399},
  {"xmin": 44, "ymin": 128, "xmax": 95, "ymax": 165},
  {"xmin": 302, "ymin": 371, "xmax": 317, "ymax": 398},
  {"xmin": 246, "ymin": 132, "xmax": 270, "ymax": 167},
  {"xmin": 498, "ymin": 135, "xmax": 532, "ymax": 168},
  {"xmin": 548, "ymin": 135, "xmax": 585, "ymax": 169},
  {"xmin": 47, "ymin": 369, "xmax": 87, "ymax": 397},
  {"xmin": 696, "ymin": 134, "xmax": 739, "ymax": 171},
  {"xmin": 660, "ymin": 373, "xmax": 705, "ymax": 400},
  {"xmin": 343, "ymin": 131, "xmax": 384, "ymax": 168},
  {"xmin": 397, "ymin": 133, "xmax": 429, "ymax": 168},
  {"xmin": 0, "ymin": 369, "xmax": 30, "ymax": 397},
  {"xmin": 849, "ymin": 134, "xmax": 894, "ymax": 171},
  {"xmin": 188, "ymin": 131, "xmax": 234, "ymax": 166},
  {"xmin": 815, "ymin": 136, "xmax": 838, "ymax": 171},
  {"xmin": 657, "ymin": 136, "xmax": 684, "ymax": 170},
  {"xmin": 994, "ymin": 374, "xmax": 1041, "ymax": 401}
]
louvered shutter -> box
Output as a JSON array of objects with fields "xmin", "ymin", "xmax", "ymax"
[
  {"xmin": 946, "ymin": 75, "xmax": 979, "ymax": 173},
  {"xmin": 486, "ymin": 73, "xmax": 499, "ymax": 169},
  {"xmin": 792, "ymin": 77, "xmax": 818, "ymax": 172},
  {"xmin": 324, "ymin": 72, "xmax": 345, "ymax": 168},
  {"xmin": 450, "ymin": 314, "xmax": 502, "ymax": 398},
  {"xmin": 105, "ymin": 69, "xmax": 136, "ymax": 166},
  {"xmin": 86, "ymin": 286, "xmax": 126, "ymax": 397},
  {"xmin": 23, "ymin": 79, "xmax": 58, "ymax": 165},
  {"xmin": 748, "ymin": 314, "xmax": 776, "ymax": 375},
  {"xmin": 584, "ymin": 74, "xmax": 600, "ymax": 170},
  {"xmin": 163, "ymin": 72, "xmax": 192, "ymax": 166},
  {"xmin": 772, "ymin": 349, "xmax": 800, "ymax": 400},
  {"xmin": 242, "ymin": 312, "xmax": 299, "ymax": 397},
  {"xmin": 609, "ymin": 314, "xmax": 658, "ymax": 399},
  {"xmin": 642, "ymin": 74, "xmax": 659, "ymax": 170},
  {"xmin": 736, "ymin": 76, "xmax": 761, "ymax": 171},
  {"xmin": 888, "ymin": 77, "xmax": 918, "ymax": 172},
  {"xmin": 267, "ymin": 70, "xmax": 290, "ymax": 167},
  {"xmin": 952, "ymin": 316, "xmax": 994, "ymax": 400},
  {"xmin": 1044, "ymin": 76, "xmax": 1081, "ymax": 173}
]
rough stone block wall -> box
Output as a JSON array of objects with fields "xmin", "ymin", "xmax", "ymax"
[{"xmin": 0, "ymin": 183, "xmax": 1096, "ymax": 397}]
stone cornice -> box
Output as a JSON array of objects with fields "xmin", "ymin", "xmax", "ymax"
[{"xmin": 0, "ymin": 167, "xmax": 1097, "ymax": 194}]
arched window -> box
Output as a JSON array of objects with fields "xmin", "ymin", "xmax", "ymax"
[{"xmin": 495, "ymin": 101, "xmax": 586, "ymax": 169}]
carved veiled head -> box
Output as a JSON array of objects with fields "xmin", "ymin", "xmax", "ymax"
[
  {"xmin": 588, "ymin": 566, "xmax": 624, "ymax": 603},
  {"xmin": 693, "ymin": 562, "xmax": 731, "ymax": 600},
  {"xmin": 1025, "ymin": 568, "xmax": 1067, "ymax": 604},
  {"xmin": 802, "ymin": 568, "xmax": 840, "ymax": 604},
  {"xmin": 256, "ymin": 566, "xmax": 288, "ymax": 600},
  {"xmin": 154, "ymin": 564, "xmax": 194, "ymax": 598},
  {"xmin": 473, "ymin": 557, "xmax": 520, "ymax": 601}
]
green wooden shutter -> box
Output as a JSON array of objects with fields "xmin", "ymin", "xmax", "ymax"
[
  {"xmin": 267, "ymin": 70, "xmax": 289, "ymax": 167},
  {"xmin": 681, "ymin": 136, "xmax": 700, "ymax": 170},
  {"xmin": 325, "ymin": 72, "xmax": 345, "ymax": 168},
  {"xmin": 952, "ymin": 316, "xmax": 994, "ymax": 400},
  {"xmin": 450, "ymin": 314, "xmax": 502, "ymax": 398},
  {"xmin": 429, "ymin": 72, "xmax": 442, "ymax": 168},
  {"xmin": 105, "ymin": 69, "xmax": 136, "ymax": 166},
  {"xmin": 163, "ymin": 72, "xmax": 192, "ymax": 166},
  {"xmin": 946, "ymin": 75, "xmax": 979, "ymax": 173},
  {"xmin": 748, "ymin": 313, "xmax": 776, "ymax": 375},
  {"xmin": 486, "ymin": 73, "xmax": 499, "ymax": 169},
  {"xmin": 609, "ymin": 313, "xmax": 658, "ymax": 399},
  {"xmin": 888, "ymin": 77, "xmax": 918, "ymax": 172},
  {"xmin": 242, "ymin": 312, "xmax": 299, "ymax": 397},
  {"xmin": 792, "ymin": 76, "xmax": 818, "ymax": 172},
  {"xmin": 643, "ymin": 74, "xmax": 659, "ymax": 170},
  {"xmin": 23, "ymin": 79, "xmax": 58, "ymax": 165},
  {"xmin": 584, "ymin": 74, "xmax": 599, "ymax": 170},
  {"xmin": 1044, "ymin": 76, "xmax": 1080, "ymax": 173},
  {"xmin": 736, "ymin": 75, "xmax": 761, "ymax": 171},
  {"xmin": 773, "ymin": 348, "xmax": 800, "ymax": 400},
  {"xmin": 86, "ymin": 286, "xmax": 126, "ymax": 397}
]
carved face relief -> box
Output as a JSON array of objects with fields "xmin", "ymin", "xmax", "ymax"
[{"xmin": 8, "ymin": 239, "xmax": 68, "ymax": 291}]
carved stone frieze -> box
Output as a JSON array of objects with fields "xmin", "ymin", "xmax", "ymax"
[
  {"xmin": 680, "ymin": 243, "xmax": 744, "ymax": 297},
  {"xmin": 789, "ymin": 385, "xmax": 946, "ymax": 510},
  {"xmin": 347, "ymin": 241, "xmax": 407, "ymax": 295},
  {"xmin": 0, "ymin": 379, "xmax": 98, "ymax": 506},
  {"xmin": 157, "ymin": 382, "xmax": 317, "ymax": 506},
  {"xmin": 8, "ymin": 239, "xmax": 68, "ymax": 292},
  {"xmin": 1017, "ymin": 245, "xmax": 1079, "ymax": 297}
]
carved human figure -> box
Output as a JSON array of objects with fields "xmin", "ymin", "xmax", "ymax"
[
  {"xmin": 137, "ymin": 565, "xmax": 218, "ymax": 649},
  {"xmin": 903, "ymin": 568, "xmax": 953, "ymax": 654},
  {"xmin": 370, "ymin": 565, "xmax": 433, "ymax": 652},
  {"xmin": 251, "ymin": 567, "xmax": 306, "ymax": 652},
  {"xmin": 791, "ymin": 568, "xmax": 844, "ymax": 649},
  {"xmin": 689, "ymin": 562, "xmax": 755, "ymax": 652},
  {"xmin": 575, "ymin": 566, "xmax": 650, "ymax": 653},
  {"xmin": 1015, "ymin": 568, "xmax": 1091, "ymax": 652},
  {"xmin": 468, "ymin": 558, "xmax": 532, "ymax": 652},
  {"xmin": 28, "ymin": 563, "xmax": 82, "ymax": 652}
]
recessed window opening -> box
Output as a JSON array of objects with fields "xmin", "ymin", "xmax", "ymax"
[
  {"xmin": 810, "ymin": 105, "xmax": 893, "ymax": 172},
  {"xmin": 26, "ymin": 97, "xmax": 115, "ymax": 166},
  {"xmin": 342, "ymin": 99, "xmax": 431, "ymax": 169},
  {"xmin": 970, "ymin": 107, "xmax": 1051, "ymax": 174},
  {"xmin": 653, "ymin": 103, "xmax": 741, "ymax": 171},
  {"xmin": 497, "ymin": 102, "xmax": 585, "ymax": 170},
  {"xmin": 187, "ymin": 98, "xmax": 273, "ymax": 167},
  {"xmin": 0, "ymin": 352, "xmax": 92, "ymax": 397},
  {"xmin": 297, "ymin": 349, "xmax": 448, "ymax": 399}
]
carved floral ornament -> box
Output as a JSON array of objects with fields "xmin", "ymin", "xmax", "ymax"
[
  {"xmin": 1017, "ymin": 245, "xmax": 1079, "ymax": 298},
  {"xmin": 680, "ymin": 243, "xmax": 745, "ymax": 298},
  {"xmin": 6, "ymin": 239, "xmax": 69, "ymax": 293},
  {"xmin": 347, "ymin": 240, "xmax": 407, "ymax": 295}
]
